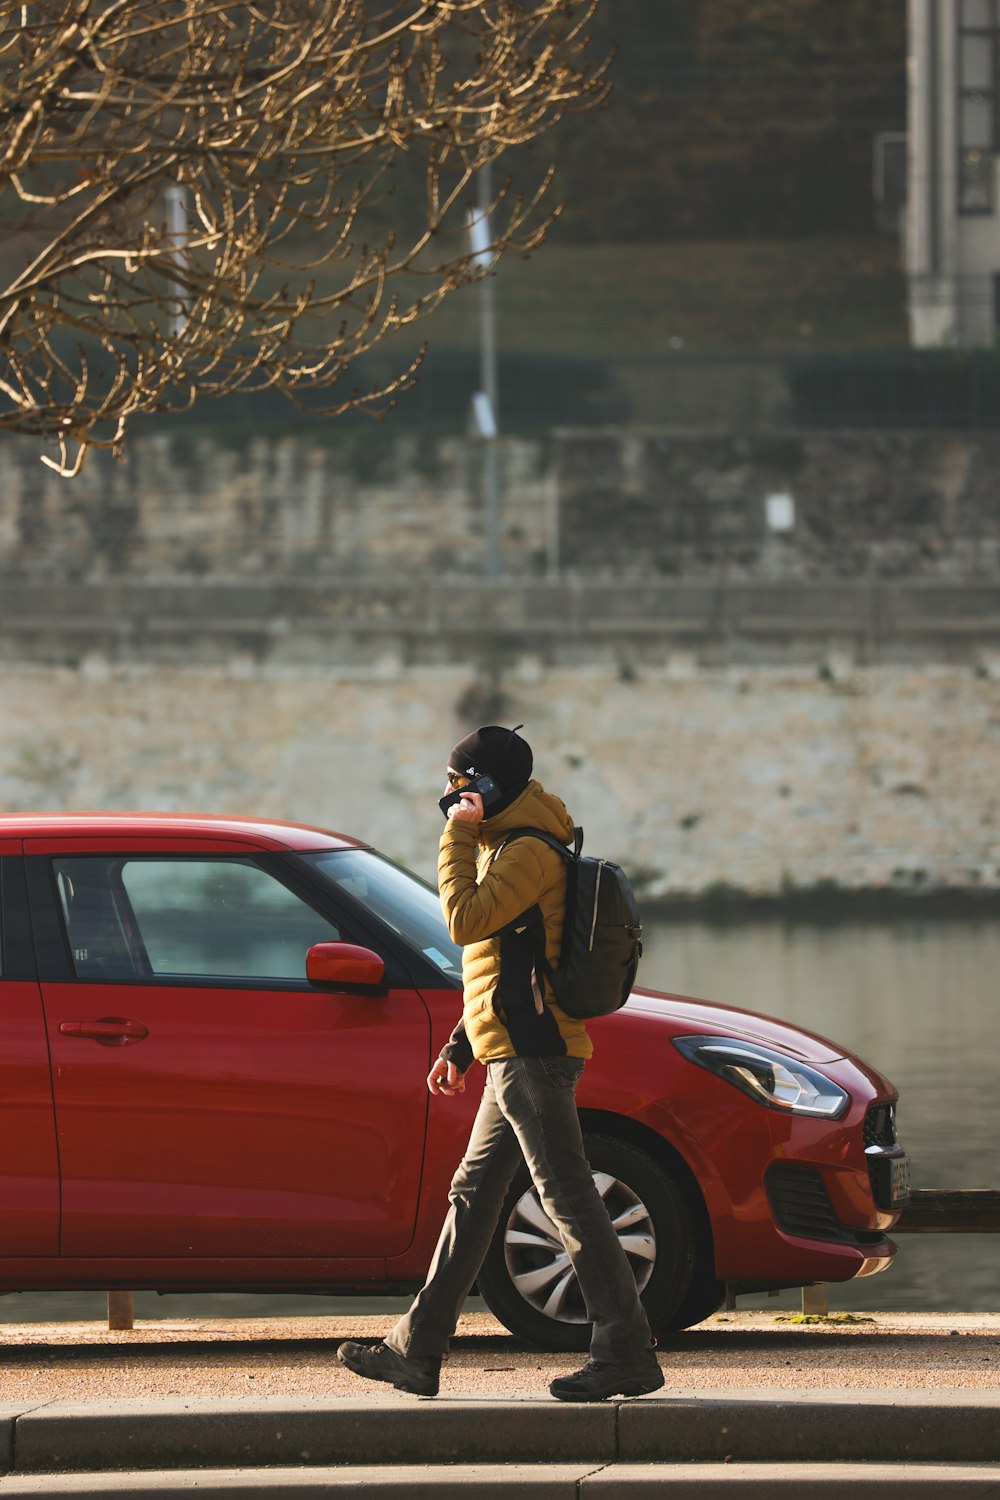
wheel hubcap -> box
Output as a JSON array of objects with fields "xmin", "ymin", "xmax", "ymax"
[{"xmin": 502, "ymin": 1171, "xmax": 657, "ymax": 1324}]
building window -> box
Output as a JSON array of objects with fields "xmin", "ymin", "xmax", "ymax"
[{"xmin": 959, "ymin": 0, "xmax": 998, "ymax": 213}]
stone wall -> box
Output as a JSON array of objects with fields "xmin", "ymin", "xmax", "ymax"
[
  {"xmin": 0, "ymin": 429, "xmax": 552, "ymax": 580},
  {"xmin": 1, "ymin": 658, "xmax": 997, "ymax": 897},
  {"xmin": 554, "ymin": 429, "xmax": 1000, "ymax": 579},
  {"xmin": 3, "ymin": 421, "xmax": 999, "ymax": 897},
  {"xmin": 3, "ymin": 576, "xmax": 1000, "ymax": 670},
  {"xmin": 3, "ymin": 424, "xmax": 1000, "ymax": 582}
]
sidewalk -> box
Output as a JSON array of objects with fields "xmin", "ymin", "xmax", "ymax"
[
  {"xmin": 0, "ymin": 1310, "xmax": 996, "ymax": 1404},
  {"xmin": 0, "ymin": 1314, "xmax": 996, "ymax": 1496}
]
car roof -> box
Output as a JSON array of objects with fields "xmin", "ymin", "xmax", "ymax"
[{"xmin": 0, "ymin": 812, "xmax": 365, "ymax": 852}]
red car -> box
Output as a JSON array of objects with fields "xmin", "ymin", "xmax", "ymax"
[{"xmin": 0, "ymin": 813, "xmax": 909, "ymax": 1349}]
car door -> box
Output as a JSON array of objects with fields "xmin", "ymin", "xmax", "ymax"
[
  {"xmin": 26, "ymin": 838, "xmax": 431, "ymax": 1260},
  {"xmin": 0, "ymin": 850, "xmax": 60, "ymax": 1255}
]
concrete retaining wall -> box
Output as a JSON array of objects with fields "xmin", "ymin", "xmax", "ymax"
[{"xmin": 1, "ymin": 579, "xmax": 1000, "ymax": 669}]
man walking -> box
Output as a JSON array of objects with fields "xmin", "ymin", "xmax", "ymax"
[{"xmin": 338, "ymin": 725, "xmax": 663, "ymax": 1402}]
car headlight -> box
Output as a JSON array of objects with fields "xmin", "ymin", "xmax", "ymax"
[{"xmin": 672, "ymin": 1034, "xmax": 850, "ymax": 1119}]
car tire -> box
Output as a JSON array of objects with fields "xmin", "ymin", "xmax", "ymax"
[
  {"xmin": 660, "ymin": 1269, "xmax": 725, "ymax": 1331},
  {"xmin": 477, "ymin": 1132, "xmax": 698, "ymax": 1352}
]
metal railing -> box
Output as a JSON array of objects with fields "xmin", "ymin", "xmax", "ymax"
[
  {"xmin": 894, "ymin": 1189, "xmax": 1000, "ymax": 1234},
  {"xmin": 798, "ymin": 1188, "xmax": 1000, "ymax": 1317}
]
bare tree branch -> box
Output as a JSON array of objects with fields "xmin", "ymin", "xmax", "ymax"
[{"xmin": 0, "ymin": 0, "xmax": 608, "ymax": 472}]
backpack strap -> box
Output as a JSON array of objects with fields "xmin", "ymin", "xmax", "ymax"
[
  {"xmin": 494, "ymin": 827, "xmax": 584, "ymax": 992},
  {"xmin": 497, "ymin": 827, "xmax": 583, "ymax": 861}
]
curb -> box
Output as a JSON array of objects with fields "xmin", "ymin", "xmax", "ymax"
[
  {"xmin": 2, "ymin": 1463, "xmax": 1000, "ymax": 1498},
  {"xmin": 4, "ymin": 1391, "xmax": 1000, "ymax": 1474}
]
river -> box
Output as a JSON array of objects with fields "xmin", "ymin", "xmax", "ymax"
[
  {"xmin": 2, "ymin": 915, "xmax": 996, "ymax": 1323},
  {"xmin": 641, "ymin": 912, "xmax": 1000, "ymax": 1315}
]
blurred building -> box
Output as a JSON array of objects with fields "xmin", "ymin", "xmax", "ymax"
[{"xmin": 908, "ymin": 0, "xmax": 1000, "ymax": 346}]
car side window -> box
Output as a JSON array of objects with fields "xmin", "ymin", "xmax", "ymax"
[
  {"xmin": 54, "ymin": 857, "xmax": 342, "ymax": 982},
  {"xmin": 55, "ymin": 861, "xmax": 137, "ymax": 980}
]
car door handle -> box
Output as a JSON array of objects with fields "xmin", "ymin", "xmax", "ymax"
[{"xmin": 59, "ymin": 1017, "xmax": 149, "ymax": 1046}]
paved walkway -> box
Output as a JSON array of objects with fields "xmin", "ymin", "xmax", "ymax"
[
  {"xmin": 0, "ymin": 1315, "xmax": 996, "ymax": 1495},
  {"xmin": 0, "ymin": 1311, "xmax": 995, "ymax": 1404}
]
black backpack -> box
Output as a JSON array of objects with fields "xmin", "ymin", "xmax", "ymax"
[{"xmin": 498, "ymin": 827, "xmax": 643, "ymax": 1019}]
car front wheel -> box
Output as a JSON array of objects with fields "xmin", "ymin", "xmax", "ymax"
[{"xmin": 477, "ymin": 1133, "xmax": 698, "ymax": 1352}]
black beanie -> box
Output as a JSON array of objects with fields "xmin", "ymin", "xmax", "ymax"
[{"xmin": 448, "ymin": 724, "xmax": 533, "ymax": 793}]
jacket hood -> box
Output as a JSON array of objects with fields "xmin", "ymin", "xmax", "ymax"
[{"xmin": 479, "ymin": 778, "xmax": 576, "ymax": 847}]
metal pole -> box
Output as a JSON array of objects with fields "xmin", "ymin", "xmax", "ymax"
[
  {"xmin": 927, "ymin": 0, "xmax": 940, "ymax": 278},
  {"xmin": 477, "ymin": 164, "xmax": 501, "ymax": 579},
  {"xmin": 165, "ymin": 185, "xmax": 186, "ymax": 338},
  {"xmin": 546, "ymin": 467, "xmax": 560, "ymax": 579}
]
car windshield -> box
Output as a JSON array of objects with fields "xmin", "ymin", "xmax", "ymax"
[{"xmin": 301, "ymin": 849, "xmax": 463, "ymax": 982}]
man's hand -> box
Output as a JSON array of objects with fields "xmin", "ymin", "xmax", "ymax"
[
  {"xmin": 446, "ymin": 792, "xmax": 484, "ymax": 825},
  {"xmin": 427, "ymin": 1058, "xmax": 467, "ymax": 1096}
]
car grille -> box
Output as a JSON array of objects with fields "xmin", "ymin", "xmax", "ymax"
[
  {"xmin": 765, "ymin": 1162, "xmax": 889, "ymax": 1245},
  {"xmin": 863, "ymin": 1102, "xmax": 903, "ymax": 1207},
  {"xmin": 766, "ymin": 1163, "xmax": 843, "ymax": 1242},
  {"xmin": 863, "ymin": 1102, "xmax": 898, "ymax": 1150}
]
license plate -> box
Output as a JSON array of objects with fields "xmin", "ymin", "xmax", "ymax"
[{"xmin": 890, "ymin": 1154, "xmax": 911, "ymax": 1206}]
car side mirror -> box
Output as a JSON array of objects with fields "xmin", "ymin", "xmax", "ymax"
[{"xmin": 306, "ymin": 942, "xmax": 386, "ymax": 991}]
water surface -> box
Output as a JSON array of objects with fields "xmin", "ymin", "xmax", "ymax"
[{"xmin": 640, "ymin": 915, "xmax": 1000, "ymax": 1314}]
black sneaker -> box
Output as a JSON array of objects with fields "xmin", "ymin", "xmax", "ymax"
[
  {"xmin": 549, "ymin": 1355, "xmax": 664, "ymax": 1403},
  {"xmin": 337, "ymin": 1339, "xmax": 441, "ymax": 1398}
]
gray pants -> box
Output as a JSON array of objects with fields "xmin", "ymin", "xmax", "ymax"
[{"xmin": 385, "ymin": 1055, "xmax": 652, "ymax": 1364}]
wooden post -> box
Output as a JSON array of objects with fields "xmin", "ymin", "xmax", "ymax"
[
  {"xmin": 107, "ymin": 1291, "xmax": 134, "ymax": 1331},
  {"xmin": 801, "ymin": 1283, "xmax": 828, "ymax": 1316}
]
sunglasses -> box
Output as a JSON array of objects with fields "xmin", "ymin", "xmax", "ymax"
[{"xmin": 445, "ymin": 769, "xmax": 474, "ymax": 789}]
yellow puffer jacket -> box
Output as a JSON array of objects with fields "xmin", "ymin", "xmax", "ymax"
[{"xmin": 437, "ymin": 779, "xmax": 593, "ymax": 1067}]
